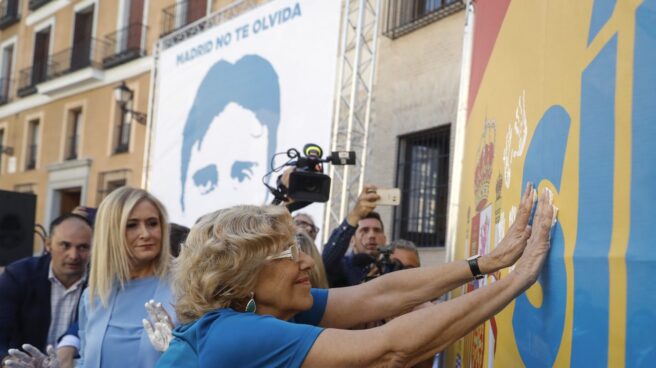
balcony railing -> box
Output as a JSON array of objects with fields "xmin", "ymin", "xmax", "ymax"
[
  {"xmin": 0, "ymin": 0, "xmax": 20, "ymax": 29},
  {"xmin": 26, "ymin": 144, "xmax": 37, "ymax": 170},
  {"xmin": 103, "ymin": 23, "xmax": 148, "ymax": 69},
  {"xmin": 17, "ymin": 61, "xmax": 47, "ymax": 97},
  {"xmin": 114, "ymin": 122, "xmax": 131, "ymax": 154},
  {"xmin": 65, "ymin": 135, "xmax": 79, "ymax": 160},
  {"xmin": 161, "ymin": 0, "xmax": 205, "ymax": 36},
  {"xmin": 46, "ymin": 38, "xmax": 107, "ymax": 80},
  {"xmin": 29, "ymin": 0, "xmax": 51, "ymax": 11},
  {"xmin": 0, "ymin": 77, "xmax": 14, "ymax": 105},
  {"xmin": 16, "ymin": 39, "xmax": 107, "ymax": 97},
  {"xmin": 383, "ymin": 0, "xmax": 465, "ymax": 39}
]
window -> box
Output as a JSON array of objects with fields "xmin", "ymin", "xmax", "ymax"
[
  {"xmin": 97, "ymin": 169, "xmax": 129, "ymax": 204},
  {"xmin": 161, "ymin": 0, "xmax": 207, "ymax": 36},
  {"xmin": 14, "ymin": 183, "xmax": 36, "ymax": 193},
  {"xmin": 0, "ymin": 0, "xmax": 20, "ymax": 29},
  {"xmin": 65, "ymin": 108, "xmax": 82, "ymax": 160},
  {"xmin": 0, "ymin": 43, "xmax": 14, "ymax": 103},
  {"xmin": 393, "ymin": 126, "xmax": 450, "ymax": 247},
  {"xmin": 113, "ymin": 103, "xmax": 130, "ymax": 153},
  {"xmin": 0, "ymin": 128, "xmax": 4, "ymax": 171},
  {"xmin": 383, "ymin": 0, "xmax": 465, "ymax": 39},
  {"xmin": 25, "ymin": 119, "xmax": 40, "ymax": 170},
  {"xmin": 103, "ymin": 0, "xmax": 146, "ymax": 68}
]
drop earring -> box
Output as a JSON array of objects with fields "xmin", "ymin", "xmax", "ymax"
[{"xmin": 245, "ymin": 292, "xmax": 257, "ymax": 313}]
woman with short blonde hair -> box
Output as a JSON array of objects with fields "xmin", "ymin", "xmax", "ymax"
[
  {"xmin": 173, "ymin": 205, "xmax": 294, "ymax": 323},
  {"xmin": 159, "ymin": 185, "xmax": 557, "ymax": 367},
  {"xmin": 78, "ymin": 187, "xmax": 175, "ymax": 368}
]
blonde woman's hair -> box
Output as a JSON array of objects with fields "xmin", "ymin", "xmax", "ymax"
[
  {"xmin": 295, "ymin": 230, "xmax": 329, "ymax": 288},
  {"xmin": 173, "ymin": 205, "xmax": 295, "ymax": 324},
  {"xmin": 88, "ymin": 187, "xmax": 171, "ymax": 307}
]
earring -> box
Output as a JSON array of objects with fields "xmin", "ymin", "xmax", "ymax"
[{"xmin": 245, "ymin": 292, "xmax": 257, "ymax": 313}]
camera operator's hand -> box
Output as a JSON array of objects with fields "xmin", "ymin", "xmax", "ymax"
[
  {"xmin": 480, "ymin": 182, "xmax": 535, "ymax": 274},
  {"xmin": 347, "ymin": 185, "xmax": 380, "ymax": 226},
  {"xmin": 281, "ymin": 168, "xmax": 295, "ymax": 204}
]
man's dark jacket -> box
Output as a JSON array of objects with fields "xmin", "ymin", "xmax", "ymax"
[{"xmin": 0, "ymin": 254, "xmax": 52, "ymax": 359}]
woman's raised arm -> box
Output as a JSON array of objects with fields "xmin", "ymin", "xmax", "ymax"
[
  {"xmin": 320, "ymin": 183, "xmax": 537, "ymax": 329},
  {"xmin": 305, "ymin": 187, "xmax": 555, "ymax": 367}
]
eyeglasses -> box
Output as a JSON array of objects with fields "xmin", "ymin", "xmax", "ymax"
[
  {"xmin": 294, "ymin": 220, "xmax": 319, "ymax": 233},
  {"xmin": 267, "ymin": 242, "xmax": 301, "ymax": 261}
]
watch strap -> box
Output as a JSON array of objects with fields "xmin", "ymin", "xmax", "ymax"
[{"xmin": 467, "ymin": 256, "xmax": 484, "ymax": 280}]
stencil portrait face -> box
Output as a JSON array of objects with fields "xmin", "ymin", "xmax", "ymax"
[
  {"xmin": 179, "ymin": 55, "xmax": 280, "ymax": 214},
  {"xmin": 185, "ymin": 103, "xmax": 269, "ymax": 213}
]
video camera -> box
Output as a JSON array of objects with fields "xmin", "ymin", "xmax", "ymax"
[
  {"xmin": 266, "ymin": 144, "xmax": 355, "ymax": 205},
  {"xmin": 353, "ymin": 245, "xmax": 405, "ymax": 282}
]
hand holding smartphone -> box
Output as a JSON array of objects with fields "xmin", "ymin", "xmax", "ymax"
[{"xmin": 375, "ymin": 188, "xmax": 401, "ymax": 206}]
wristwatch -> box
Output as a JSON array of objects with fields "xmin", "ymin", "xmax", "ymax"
[{"xmin": 466, "ymin": 254, "xmax": 484, "ymax": 280}]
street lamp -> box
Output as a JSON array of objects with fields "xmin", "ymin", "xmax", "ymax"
[
  {"xmin": 0, "ymin": 145, "xmax": 14, "ymax": 156},
  {"xmin": 114, "ymin": 81, "xmax": 147, "ymax": 125}
]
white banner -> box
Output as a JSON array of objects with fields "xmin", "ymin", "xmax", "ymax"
[{"xmin": 149, "ymin": 0, "xmax": 342, "ymax": 228}]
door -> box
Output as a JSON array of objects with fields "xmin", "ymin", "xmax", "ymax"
[
  {"xmin": 32, "ymin": 27, "xmax": 50, "ymax": 84},
  {"xmin": 59, "ymin": 188, "xmax": 82, "ymax": 216},
  {"xmin": 186, "ymin": 0, "xmax": 206, "ymax": 24},
  {"xmin": 71, "ymin": 7, "xmax": 94, "ymax": 70},
  {"xmin": 126, "ymin": 0, "xmax": 144, "ymax": 52}
]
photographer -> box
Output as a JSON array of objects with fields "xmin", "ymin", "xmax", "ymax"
[
  {"xmin": 389, "ymin": 239, "xmax": 420, "ymax": 269},
  {"xmin": 322, "ymin": 185, "xmax": 386, "ymax": 287}
]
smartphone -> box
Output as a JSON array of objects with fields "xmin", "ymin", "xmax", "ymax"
[{"xmin": 375, "ymin": 188, "xmax": 401, "ymax": 206}]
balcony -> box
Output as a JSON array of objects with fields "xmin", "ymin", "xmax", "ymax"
[
  {"xmin": 46, "ymin": 38, "xmax": 106, "ymax": 80},
  {"xmin": 28, "ymin": 0, "xmax": 51, "ymax": 11},
  {"xmin": 103, "ymin": 23, "xmax": 148, "ymax": 69},
  {"xmin": 17, "ymin": 62, "xmax": 47, "ymax": 97},
  {"xmin": 160, "ymin": 0, "xmax": 206, "ymax": 37},
  {"xmin": 0, "ymin": 0, "xmax": 20, "ymax": 29},
  {"xmin": 17, "ymin": 39, "xmax": 108, "ymax": 96},
  {"xmin": 0, "ymin": 77, "xmax": 14, "ymax": 105}
]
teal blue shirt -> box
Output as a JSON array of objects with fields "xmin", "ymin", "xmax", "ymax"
[{"xmin": 157, "ymin": 288, "xmax": 328, "ymax": 368}]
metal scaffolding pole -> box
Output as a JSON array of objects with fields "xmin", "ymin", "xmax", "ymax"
[{"xmin": 322, "ymin": 0, "xmax": 381, "ymax": 245}]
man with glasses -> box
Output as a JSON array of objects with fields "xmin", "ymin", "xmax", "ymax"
[
  {"xmin": 0, "ymin": 214, "xmax": 92, "ymax": 366},
  {"xmin": 293, "ymin": 213, "xmax": 319, "ymax": 241},
  {"xmin": 389, "ymin": 239, "xmax": 420, "ymax": 269}
]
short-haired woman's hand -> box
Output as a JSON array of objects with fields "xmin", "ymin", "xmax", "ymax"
[
  {"xmin": 512, "ymin": 187, "xmax": 557, "ymax": 286},
  {"xmin": 480, "ymin": 182, "xmax": 536, "ymax": 274}
]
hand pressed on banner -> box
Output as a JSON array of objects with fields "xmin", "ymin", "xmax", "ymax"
[
  {"xmin": 512, "ymin": 188, "xmax": 557, "ymax": 284},
  {"xmin": 481, "ymin": 182, "xmax": 536, "ymax": 274}
]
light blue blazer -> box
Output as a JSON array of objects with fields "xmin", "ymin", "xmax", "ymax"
[{"xmin": 76, "ymin": 277, "xmax": 175, "ymax": 367}]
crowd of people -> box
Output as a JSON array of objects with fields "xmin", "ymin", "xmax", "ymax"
[{"xmin": 0, "ymin": 181, "xmax": 556, "ymax": 367}]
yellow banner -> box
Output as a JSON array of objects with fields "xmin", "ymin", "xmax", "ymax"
[{"xmin": 446, "ymin": 1, "xmax": 656, "ymax": 367}]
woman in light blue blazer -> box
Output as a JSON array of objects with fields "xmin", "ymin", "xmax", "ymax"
[{"xmin": 77, "ymin": 187, "xmax": 174, "ymax": 368}]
